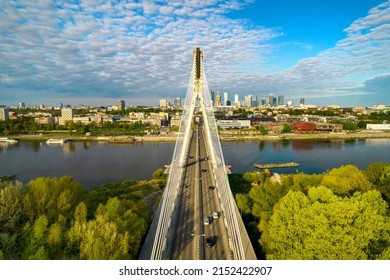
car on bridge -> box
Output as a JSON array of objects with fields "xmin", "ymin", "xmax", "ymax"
[
  {"xmin": 204, "ymin": 216, "xmax": 211, "ymax": 225},
  {"xmin": 206, "ymin": 236, "xmax": 213, "ymax": 247},
  {"xmin": 212, "ymin": 211, "xmax": 219, "ymax": 219}
]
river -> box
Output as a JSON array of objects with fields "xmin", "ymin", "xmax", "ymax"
[{"xmin": 1, "ymin": 138, "xmax": 389, "ymax": 189}]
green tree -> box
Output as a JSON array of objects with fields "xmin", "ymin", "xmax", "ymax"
[
  {"xmin": 343, "ymin": 121, "xmax": 358, "ymax": 131},
  {"xmin": 67, "ymin": 198, "xmax": 147, "ymax": 259},
  {"xmin": 0, "ymin": 181, "xmax": 24, "ymax": 234},
  {"xmin": 47, "ymin": 222, "xmax": 65, "ymax": 259},
  {"xmin": 366, "ymin": 162, "xmax": 390, "ymax": 185},
  {"xmin": 242, "ymin": 171, "xmax": 267, "ymax": 184},
  {"xmin": 257, "ymin": 125, "xmax": 268, "ymax": 135},
  {"xmin": 152, "ymin": 168, "xmax": 166, "ymax": 179},
  {"xmin": 22, "ymin": 215, "xmax": 49, "ymax": 260},
  {"xmin": 23, "ymin": 176, "xmax": 83, "ymax": 224},
  {"xmin": 321, "ymin": 165, "xmax": 372, "ymax": 195},
  {"xmin": 291, "ymin": 173, "xmax": 324, "ymax": 193},
  {"xmin": 281, "ymin": 124, "xmax": 293, "ymax": 133},
  {"xmin": 0, "ymin": 233, "xmax": 18, "ymax": 259},
  {"xmin": 236, "ymin": 193, "xmax": 252, "ymax": 214},
  {"xmin": 250, "ymin": 179, "xmax": 289, "ymax": 231},
  {"xmin": 261, "ymin": 187, "xmax": 390, "ymax": 260}
]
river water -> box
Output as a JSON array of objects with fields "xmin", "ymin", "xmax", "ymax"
[{"xmin": 1, "ymin": 138, "xmax": 389, "ymax": 189}]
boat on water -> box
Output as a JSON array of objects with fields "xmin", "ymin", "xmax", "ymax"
[
  {"xmin": 46, "ymin": 138, "xmax": 69, "ymax": 144},
  {"xmin": 0, "ymin": 137, "xmax": 19, "ymax": 143}
]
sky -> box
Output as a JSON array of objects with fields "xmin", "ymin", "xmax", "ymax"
[{"xmin": 0, "ymin": 0, "xmax": 389, "ymax": 107}]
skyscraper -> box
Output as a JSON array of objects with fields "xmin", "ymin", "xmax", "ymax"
[
  {"xmin": 300, "ymin": 97, "xmax": 305, "ymax": 105},
  {"xmin": 174, "ymin": 97, "xmax": 182, "ymax": 108},
  {"xmin": 118, "ymin": 100, "xmax": 125, "ymax": 110},
  {"xmin": 234, "ymin": 94, "xmax": 239, "ymax": 105},
  {"xmin": 223, "ymin": 92, "xmax": 228, "ymax": 106},
  {"xmin": 278, "ymin": 95, "xmax": 284, "ymax": 106},
  {"xmin": 211, "ymin": 90, "xmax": 215, "ymax": 106},
  {"xmin": 215, "ymin": 90, "xmax": 222, "ymax": 106},
  {"xmin": 268, "ymin": 94, "xmax": 274, "ymax": 106},
  {"xmin": 0, "ymin": 108, "xmax": 9, "ymax": 121},
  {"xmin": 244, "ymin": 95, "xmax": 252, "ymax": 107}
]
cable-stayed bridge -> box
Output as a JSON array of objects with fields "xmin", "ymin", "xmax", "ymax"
[{"xmin": 139, "ymin": 48, "xmax": 256, "ymax": 260}]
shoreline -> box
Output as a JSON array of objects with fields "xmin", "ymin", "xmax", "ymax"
[{"xmin": 11, "ymin": 130, "xmax": 390, "ymax": 142}]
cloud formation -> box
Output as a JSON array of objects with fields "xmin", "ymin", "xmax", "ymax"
[{"xmin": 0, "ymin": 0, "xmax": 389, "ymax": 106}]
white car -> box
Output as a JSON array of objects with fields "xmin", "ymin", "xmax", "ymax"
[
  {"xmin": 212, "ymin": 211, "xmax": 219, "ymax": 219},
  {"xmin": 204, "ymin": 216, "xmax": 211, "ymax": 225}
]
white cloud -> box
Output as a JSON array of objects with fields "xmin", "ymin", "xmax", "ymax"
[{"xmin": 0, "ymin": 0, "xmax": 389, "ymax": 107}]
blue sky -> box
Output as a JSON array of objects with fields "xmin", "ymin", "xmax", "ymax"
[{"xmin": 0, "ymin": 0, "xmax": 389, "ymax": 107}]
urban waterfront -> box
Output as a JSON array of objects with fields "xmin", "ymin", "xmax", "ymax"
[{"xmin": 1, "ymin": 138, "xmax": 389, "ymax": 189}]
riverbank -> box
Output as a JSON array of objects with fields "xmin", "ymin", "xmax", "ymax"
[{"xmin": 12, "ymin": 130, "xmax": 390, "ymax": 142}]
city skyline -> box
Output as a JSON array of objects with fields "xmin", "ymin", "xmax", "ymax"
[{"xmin": 1, "ymin": 0, "xmax": 389, "ymax": 107}]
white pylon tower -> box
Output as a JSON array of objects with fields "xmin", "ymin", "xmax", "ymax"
[{"xmin": 147, "ymin": 48, "xmax": 253, "ymax": 260}]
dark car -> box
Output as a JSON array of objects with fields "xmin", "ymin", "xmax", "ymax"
[{"xmin": 206, "ymin": 236, "xmax": 213, "ymax": 247}]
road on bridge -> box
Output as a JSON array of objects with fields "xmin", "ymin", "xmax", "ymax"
[{"xmin": 169, "ymin": 125, "xmax": 232, "ymax": 260}]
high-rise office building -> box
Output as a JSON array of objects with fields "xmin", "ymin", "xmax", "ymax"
[
  {"xmin": 234, "ymin": 94, "xmax": 239, "ymax": 105},
  {"xmin": 278, "ymin": 95, "xmax": 284, "ymax": 106},
  {"xmin": 268, "ymin": 94, "xmax": 274, "ymax": 106},
  {"xmin": 215, "ymin": 90, "xmax": 222, "ymax": 106},
  {"xmin": 211, "ymin": 90, "xmax": 215, "ymax": 106},
  {"xmin": 223, "ymin": 92, "xmax": 228, "ymax": 106},
  {"xmin": 118, "ymin": 100, "xmax": 125, "ymax": 110},
  {"xmin": 244, "ymin": 95, "xmax": 252, "ymax": 107},
  {"xmin": 19, "ymin": 102, "xmax": 26, "ymax": 109},
  {"xmin": 0, "ymin": 108, "xmax": 9, "ymax": 121},
  {"xmin": 251, "ymin": 96, "xmax": 258, "ymax": 107},
  {"xmin": 300, "ymin": 97, "xmax": 305, "ymax": 105},
  {"xmin": 174, "ymin": 97, "xmax": 182, "ymax": 108},
  {"xmin": 159, "ymin": 99, "xmax": 169, "ymax": 108},
  {"xmin": 256, "ymin": 95, "xmax": 262, "ymax": 107}
]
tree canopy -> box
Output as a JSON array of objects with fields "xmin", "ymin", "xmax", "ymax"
[
  {"xmin": 261, "ymin": 187, "xmax": 390, "ymax": 260},
  {"xmin": 234, "ymin": 164, "xmax": 390, "ymax": 260}
]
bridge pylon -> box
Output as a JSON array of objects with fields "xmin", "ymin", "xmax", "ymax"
[{"xmin": 139, "ymin": 48, "xmax": 256, "ymax": 260}]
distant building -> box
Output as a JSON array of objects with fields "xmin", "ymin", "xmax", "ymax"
[
  {"xmin": 244, "ymin": 95, "xmax": 252, "ymax": 107},
  {"xmin": 217, "ymin": 119, "xmax": 251, "ymax": 129},
  {"xmin": 35, "ymin": 117, "xmax": 56, "ymax": 125},
  {"xmin": 0, "ymin": 108, "xmax": 9, "ymax": 121},
  {"xmin": 223, "ymin": 92, "xmax": 228, "ymax": 106},
  {"xmin": 19, "ymin": 102, "xmax": 26, "ymax": 109},
  {"xmin": 159, "ymin": 99, "xmax": 169, "ymax": 108},
  {"xmin": 39, "ymin": 104, "xmax": 45, "ymax": 109},
  {"xmin": 234, "ymin": 94, "xmax": 239, "ymax": 105},
  {"xmin": 174, "ymin": 97, "xmax": 181, "ymax": 108},
  {"xmin": 118, "ymin": 100, "xmax": 125, "ymax": 111},
  {"xmin": 214, "ymin": 91, "xmax": 222, "ymax": 106},
  {"xmin": 300, "ymin": 97, "xmax": 305, "ymax": 105},
  {"xmin": 268, "ymin": 94, "xmax": 274, "ymax": 106},
  {"xmin": 367, "ymin": 124, "xmax": 390, "ymax": 130},
  {"xmin": 210, "ymin": 90, "xmax": 215, "ymax": 106},
  {"xmin": 59, "ymin": 107, "xmax": 74, "ymax": 125},
  {"xmin": 278, "ymin": 95, "xmax": 284, "ymax": 106}
]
